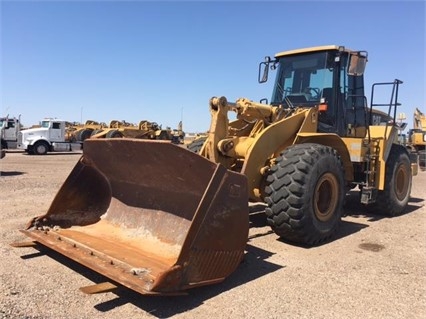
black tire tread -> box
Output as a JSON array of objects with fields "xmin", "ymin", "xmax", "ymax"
[
  {"xmin": 375, "ymin": 144, "xmax": 412, "ymax": 216},
  {"xmin": 77, "ymin": 129, "xmax": 93, "ymax": 141},
  {"xmin": 106, "ymin": 130, "xmax": 123, "ymax": 138},
  {"xmin": 264, "ymin": 143, "xmax": 345, "ymax": 245}
]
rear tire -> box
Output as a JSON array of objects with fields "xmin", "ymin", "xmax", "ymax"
[
  {"xmin": 91, "ymin": 129, "xmax": 103, "ymax": 137},
  {"xmin": 77, "ymin": 129, "xmax": 93, "ymax": 141},
  {"xmin": 106, "ymin": 130, "xmax": 123, "ymax": 138},
  {"xmin": 157, "ymin": 131, "xmax": 169, "ymax": 140},
  {"xmin": 264, "ymin": 144, "xmax": 345, "ymax": 245},
  {"xmin": 418, "ymin": 150, "xmax": 425, "ymax": 169},
  {"xmin": 33, "ymin": 141, "xmax": 49, "ymax": 155},
  {"xmin": 375, "ymin": 144, "xmax": 412, "ymax": 216}
]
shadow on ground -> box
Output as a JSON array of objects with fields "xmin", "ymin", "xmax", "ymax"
[
  {"xmin": 18, "ymin": 242, "xmax": 282, "ymax": 318},
  {"xmin": 21, "ymin": 152, "xmax": 82, "ymax": 156},
  {"xmin": 94, "ymin": 244, "xmax": 281, "ymax": 316},
  {"xmin": 343, "ymin": 190, "xmax": 423, "ymax": 222},
  {"xmin": 0, "ymin": 171, "xmax": 25, "ymax": 176},
  {"xmin": 246, "ymin": 191, "xmax": 424, "ymax": 248},
  {"xmin": 247, "ymin": 200, "xmax": 369, "ymax": 248}
]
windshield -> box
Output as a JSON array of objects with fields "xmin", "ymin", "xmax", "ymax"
[
  {"xmin": 0, "ymin": 119, "xmax": 5, "ymax": 128},
  {"xmin": 271, "ymin": 51, "xmax": 334, "ymax": 107},
  {"xmin": 41, "ymin": 121, "xmax": 50, "ymax": 128}
]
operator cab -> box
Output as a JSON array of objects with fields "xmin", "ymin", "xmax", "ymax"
[{"xmin": 260, "ymin": 45, "xmax": 368, "ymax": 137}]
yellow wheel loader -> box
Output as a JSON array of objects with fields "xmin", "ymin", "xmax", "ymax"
[{"xmin": 13, "ymin": 45, "xmax": 416, "ymax": 296}]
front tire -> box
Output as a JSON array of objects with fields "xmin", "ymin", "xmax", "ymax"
[
  {"xmin": 33, "ymin": 141, "xmax": 49, "ymax": 155},
  {"xmin": 264, "ymin": 144, "xmax": 345, "ymax": 245},
  {"xmin": 375, "ymin": 144, "xmax": 412, "ymax": 216}
]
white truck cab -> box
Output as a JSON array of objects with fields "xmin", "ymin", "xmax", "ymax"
[
  {"xmin": 18, "ymin": 118, "xmax": 82, "ymax": 155},
  {"xmin": 0, "ymin": 116, "xmax": 21, "ymax": 149}
]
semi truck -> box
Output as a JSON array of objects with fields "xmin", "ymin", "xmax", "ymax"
[
  {"xmin": 17, "ymin": 118, "xmax": 82, "ymax": 155},
  {"xmin": 0, "ymin": 115, "xmax": 21, "ymax": 149}
]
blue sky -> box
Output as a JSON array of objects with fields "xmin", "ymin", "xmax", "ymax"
[{"xmin": 1, "ymin": 0, "xmax": 425, "ymax": 132}]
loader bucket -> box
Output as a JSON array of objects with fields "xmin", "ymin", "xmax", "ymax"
[{"xmin": 21, "ymin": 139, "xmax": 249, "ymax": 295}]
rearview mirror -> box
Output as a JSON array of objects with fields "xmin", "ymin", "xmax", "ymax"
[
  {"xmin": 258, "ymin": 57, "xmax": 271, "ymax": 83},
  {"xmin": 348, "ymin": 51, "xmax": 368, "ymax": 76}
]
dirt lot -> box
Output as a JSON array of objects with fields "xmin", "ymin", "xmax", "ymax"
[{"xmin": 1, "ymin": 150, "xmax": 425, "ymax": 319}]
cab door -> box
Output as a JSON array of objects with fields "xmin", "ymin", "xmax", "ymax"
[{"xmin": 49, "ymin": 121, "xmax": 64, "ymax": 141}]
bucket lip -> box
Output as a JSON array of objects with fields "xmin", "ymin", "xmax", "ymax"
[
  {"xmin": 20, "ymin": 227, "xmax": 246, "ymax": 296},
  {"xmin": 19, "ymin": 228, "xmax": 171, "ymax": 295}
]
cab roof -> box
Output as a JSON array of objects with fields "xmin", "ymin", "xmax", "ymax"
[{"xmin": 275, "ymin": 45, "xmax": 355, "ymax": 58}]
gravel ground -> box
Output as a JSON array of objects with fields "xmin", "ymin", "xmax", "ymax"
[{"xmin": 1, "ymin": 150, "xmax": 425, "ymax": 319}]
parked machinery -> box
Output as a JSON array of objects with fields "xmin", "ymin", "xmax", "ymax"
[
  {"xmin": 67, "ymin": 120, "xmax": 108, "ymax": 142},
  {"xmin": 407, "ymin": 108, "xmax": 426, "ymax": 169},
  {"xmin": 91, "ymin": 119, "xmax": 184, "ymax": 143}
]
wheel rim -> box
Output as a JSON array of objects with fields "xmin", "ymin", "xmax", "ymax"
[
  {"xmin": 314, "ymin": 173, "xmax": 339, "ymax": 222},
  {"xmin": 36, "ymin": 144, "xmax": 46, "ymax": 154},
  {"xmin": 395, "ymin": 164, "xmax": 409, "ymax": 201}
]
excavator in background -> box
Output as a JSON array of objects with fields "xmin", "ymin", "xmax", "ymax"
[
  {"xmin": 13, "ymin": 45, "xmax": 416, "ymax": 296},
  {"xmin": 407, "ymin": 108, "xmax": 426, "ymax": 169}
]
